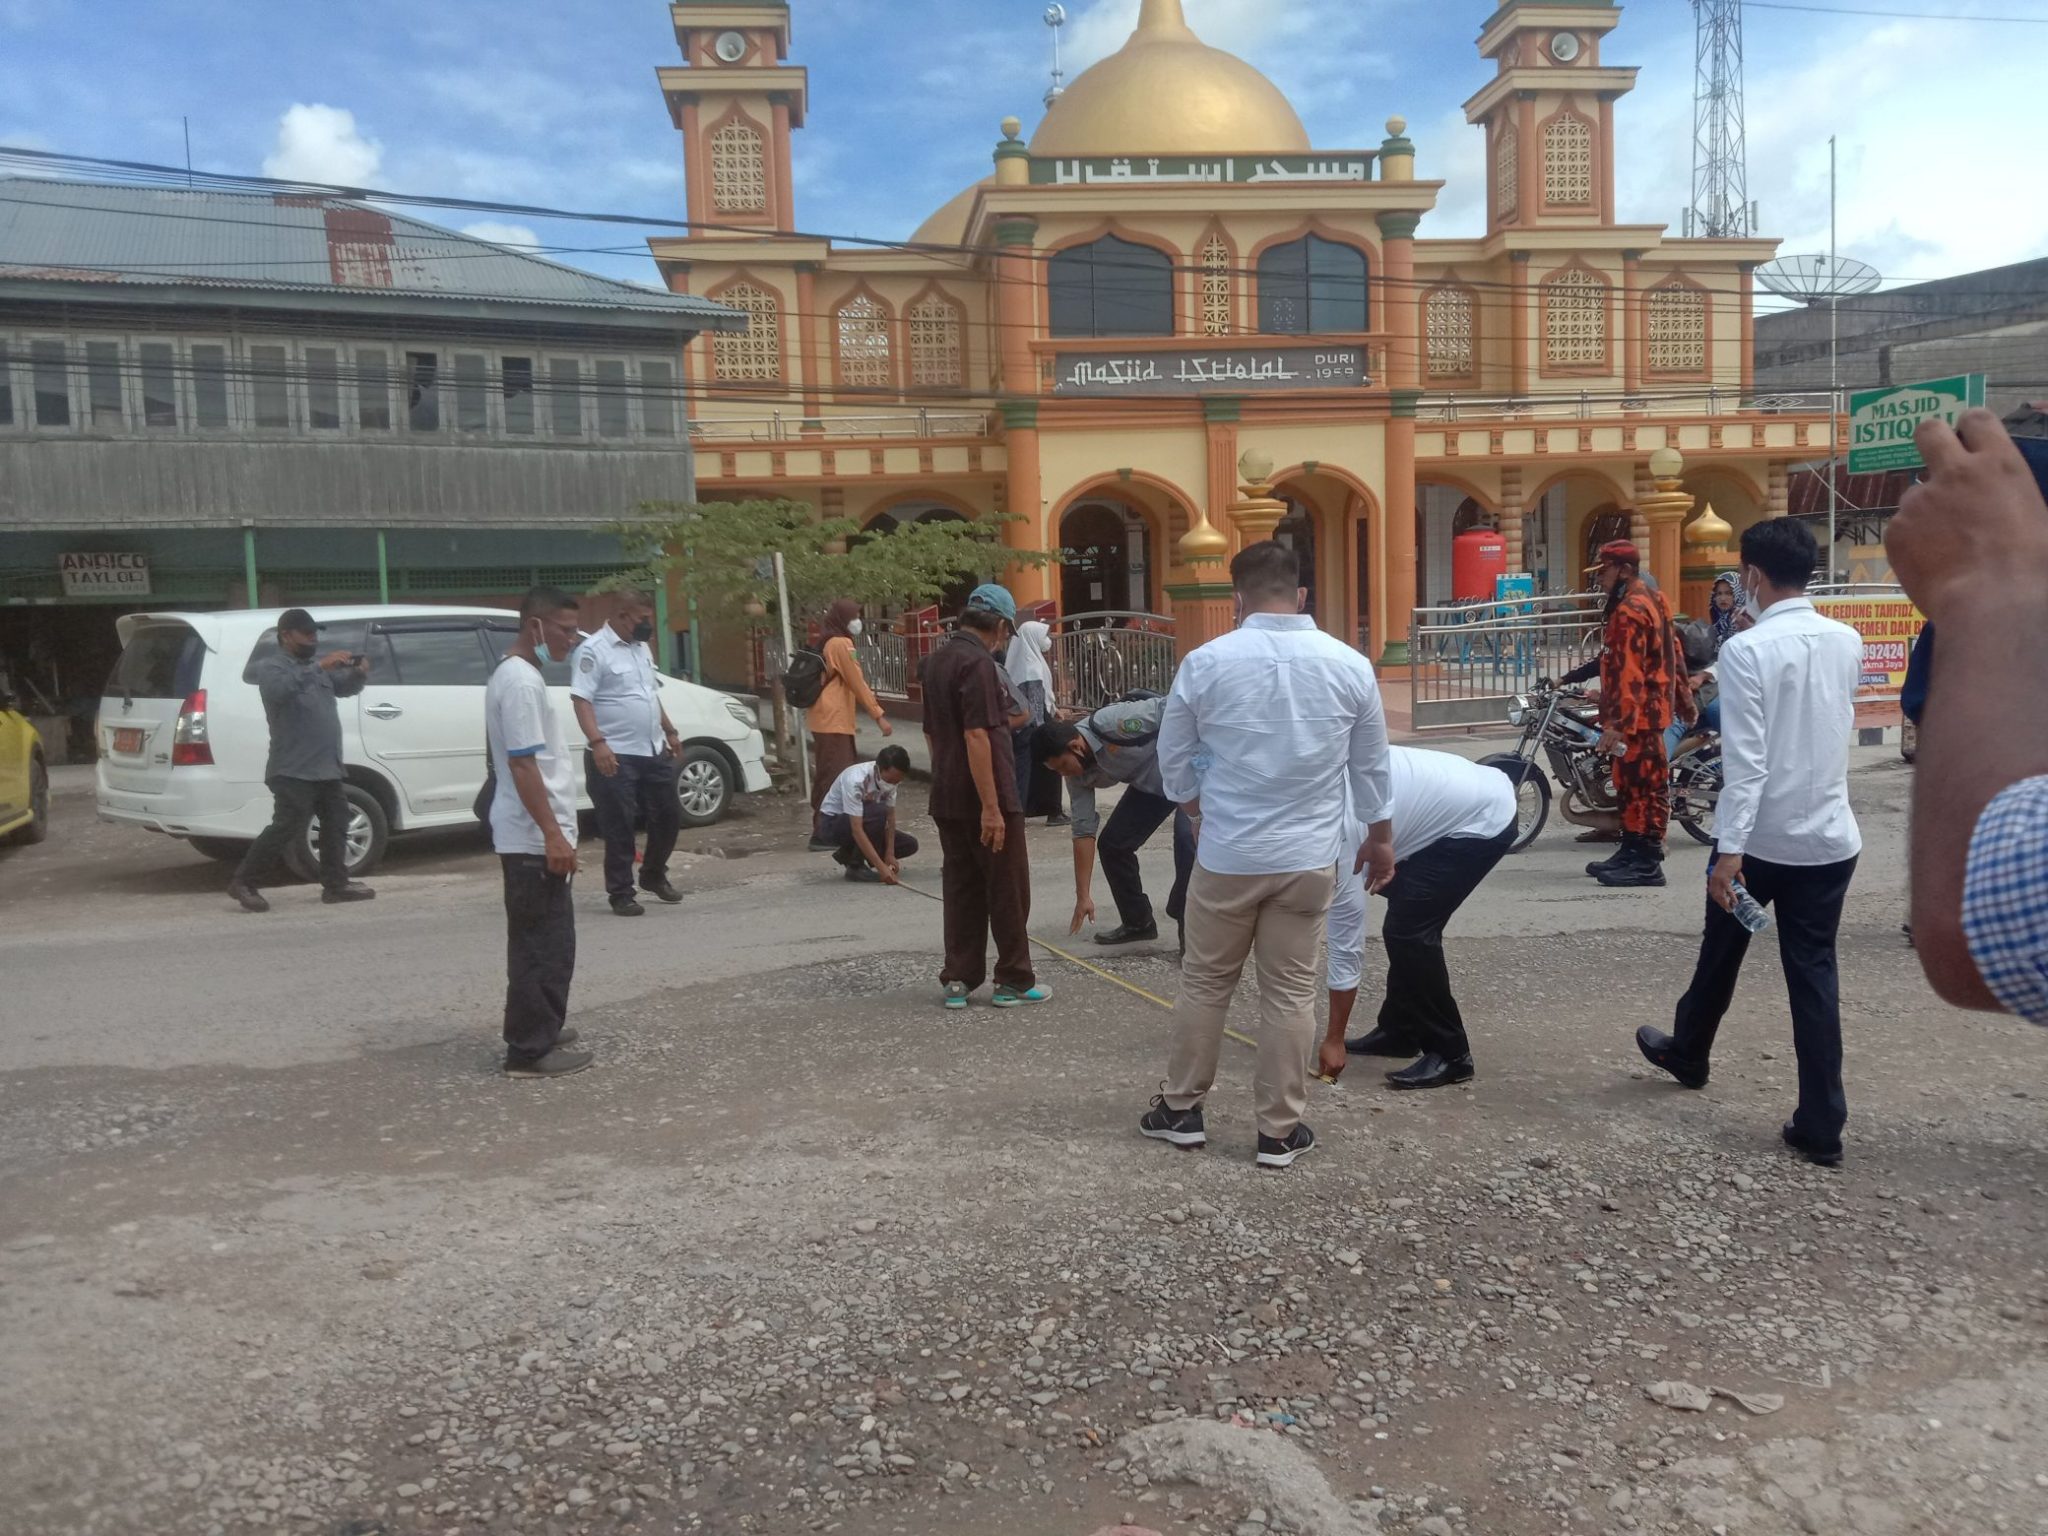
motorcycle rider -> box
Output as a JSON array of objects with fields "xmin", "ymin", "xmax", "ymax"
[{"xmin": 1575, "ymin": 541, "xmax": 1693, "ymax": 888}]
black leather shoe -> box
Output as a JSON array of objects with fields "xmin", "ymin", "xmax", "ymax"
[
  {"xmin": 640, "ymin": 878, "xmax": 683, "ymax": 904},
  {"xmin": 321, "ymin": 882, "xmax": 375, "ymax": 904},
  {"xmin": 610, "ymin": 897, "xmax": 646, "ymax": 917},
  {"xmin": 1345, "ymin": 1025, "xmax": 1421, "ymax": 1058},
  {"xmin": 1585, "ymin": 838, "xmax": 1630, "ymax": 876},
  {"xmin": 1636, "ymin": 1026, "xmax": 1709, "ymax": 1089},
  {"xmin": 1596, "ymin": 839, "xmax": 1667, "ymax": 887},
  {"xmin": 1387, "ymin": 1053, "xmax": 1475, "ymax": 1090},
  {"xmin": 1095, "ymin": 922, "xmax": 1159, "ymax": 946},
  {"xmin": 227, "ymin": 879, "xmax": 270, "ymax": 914},
  {"xmin": 1782, "ymin": 1121, "xmax": 1844, "ymax": 1168}
]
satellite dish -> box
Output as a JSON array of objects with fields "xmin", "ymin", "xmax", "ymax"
[{"xmin": 1756, "ymin": 254, "xmax": 1883, "ymax": 304}]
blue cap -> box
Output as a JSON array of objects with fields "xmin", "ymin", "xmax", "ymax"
[{"xmin": 966, "ymin": 584, "xmax": 1018, "ymax": 623}]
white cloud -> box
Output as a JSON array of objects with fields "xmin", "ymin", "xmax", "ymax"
[
  {"xmin": 459, "ymin": 220, "xmax": 542, "ymax": 252},
  {"xmin": 262, "ymin": 103, "xmax": 382, "ymax": 186}
]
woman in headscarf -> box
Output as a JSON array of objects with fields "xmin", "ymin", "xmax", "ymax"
[
  {"xmin": 1004, "ymin": 619, "xmax": 1066, "ymax": 824},
  {"xmin": 806, "ymin": 599, "xmax": 891, "ymax": 841},
  {"xmin": 1709, "ymin": 572, "xmax": 1742, "ymax": 650}
]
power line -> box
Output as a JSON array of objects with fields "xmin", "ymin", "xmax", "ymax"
[{"xmin": 1745, "ymin": 0, "xmax": 2048, "ymax": 21}]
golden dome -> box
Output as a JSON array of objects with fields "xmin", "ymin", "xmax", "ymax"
[
  {"xmin": 1684, "ymin": 502, "xmax": 1733, "ymax": 547},
  {"xmin": 1029, "ymin": 0, "xmax": 1310, "ymax": 158},
  {"xmin": 911, "ymin": 180, "xmax": 989, "ymax": 246}
]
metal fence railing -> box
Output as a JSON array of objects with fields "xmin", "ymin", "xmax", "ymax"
[
  {"xmin": 1410, "ymin": 592, "xmax": 1605, "ymax": 730},
  {"xmin": 1051, "ymin": 612, "xmax": 1178, "ymax": 713}
]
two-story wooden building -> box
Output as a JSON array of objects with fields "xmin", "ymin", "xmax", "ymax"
[{"xmin": 650, "ymin": 0, "xmax": 1831, "ymax": 677}]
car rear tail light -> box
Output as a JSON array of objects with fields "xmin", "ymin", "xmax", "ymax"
[{"xmin": 171, "ymin": 689, "xmax": 213, "ymax": 766}]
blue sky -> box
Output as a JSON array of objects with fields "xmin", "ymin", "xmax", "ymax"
[{"xmin": 1, "ymin": 0, "xmax": 2041, "ymax": 292}]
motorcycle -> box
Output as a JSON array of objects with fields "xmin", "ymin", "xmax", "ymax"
[{"xmin": 1480, "ymin": 681, "xmax": 1723, "ymax": 854}]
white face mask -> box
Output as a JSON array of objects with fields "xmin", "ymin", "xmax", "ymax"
[
  {"xmin": 1741, "ymin": 572, "xmax": 1766, "ymax": 621},
  {"xmin": 847, "ymin": 618, "xmax": 864, "ymax": 638}
]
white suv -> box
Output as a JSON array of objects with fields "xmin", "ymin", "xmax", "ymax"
[{"xmin": 96, "ymin": 606, "xmax": 771, "ymax": 879}]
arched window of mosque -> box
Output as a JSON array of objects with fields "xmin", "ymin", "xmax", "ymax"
[
  {"xmin": 835, "ymin": 293, "xmax": 893, "ymax": 391},
  {"xmin": 711, "ymin": 281, "xmax": 782, "ymax": 383},
  {"xmin": 1646, "ymin": 281, "xmax": 1708, "ymax": 375},
  {"xmin": 1048, "ymin": 235, "xmax": 1175, "ymax": 339},
  {"xmin": 1258, "ymin": 235, "xmax": 1369, "ymax": 336},
  {"xmin": 709, "ymin": 116, "xmax": 768, "ymax": 215},
  {"xmin": 1424, "ymin": 285, "xmax": 1476, "ymax": 380},
  {"xmin": 1493, "ymin": 120, "xmax": 1521, "ymax": 223},
  {"xmin": 1542, "ymin": 110, "xmax": 1595, "ymax": 209},
  {"xmin": 1200, "ymin": 233, "xmax": 1233, "ymax": 337},
  {"xmin": 908, "ymin": 291, "xmax": 965, "ymax": 388},
  {"xmin": 1542, "ymin": 265, "xmax": 1608, "ymax": 371}
]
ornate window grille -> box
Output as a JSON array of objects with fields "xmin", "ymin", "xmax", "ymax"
[
  {"xmin": 1424, "ymin": 286, "xmax": 1476, "ymax": 379},
  {"xmin": 1200, "ymin": 234, "xmax": 1233, "ymax": 337},
  {"xmin": 1646, "ymin": 282, "xmax": 1708, "ymax": 374},
  {"xmin": 709, "ymin": 118, "xmax": 768, "ymax": 214},
  {"xmin": 1494, "ymin": 121, "xmax": 1521, "ymax": 222},
  {"xmin": 712, "ymin": 282, "xmax": 782, "ymax": 382},
  {"xmin": 835, "ymin": 294, "xmax": 893, "ymax": 390},
  {"xmin": 907, "ymin": 293, "xmax": 964, "ymax": 388},
  {"xmin": 1543, "ymin": 111, "xmax": 1595, "ymax": 208},
  {"xmin": 1543, "ymin": 267, "xmax": 1608, "ymax": 370}
]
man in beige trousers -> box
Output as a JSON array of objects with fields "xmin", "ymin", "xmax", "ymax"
[{"xmin": 1141, "ymin": 541, "xmax": 1396, "ymax": 1169}]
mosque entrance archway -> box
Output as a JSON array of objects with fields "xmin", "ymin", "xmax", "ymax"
[
  {"xmin": 1059, "ymin": 499, "xmax": 1155, "ymax": 619},
  {"xmin": 1274, "ymin": 467, "xmax": 1376, "ymax": 651},
  {"xmin": 860, "ymin": 502, "xmax": 975, "ymax": 617}
]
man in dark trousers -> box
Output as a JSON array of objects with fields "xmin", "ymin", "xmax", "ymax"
[
  {"xmin": 1318, "ymin": 747, "xmax": 1519, "ymax": 1090},
  {"xmin": 488, "ymin": 586, "xmax": 593, "ymax": 1078},
  {"xmin": 1637, "ymin": 519, "xmax": 1861, "ymax": 1165},
  {"xmin": 1036, "ymin": 697, "xmax": 1196, "ymax": 951},
  {"xmin": 227, "ymin": 608, "xmax": 374, "ymax": 912},
  {"xmin": 922, "ymin": 584, "xmax": 1051, "ymax": 1011},
  {"xmin": 570, "ymin": 588, "xmax": 684, "ymax": 917}
]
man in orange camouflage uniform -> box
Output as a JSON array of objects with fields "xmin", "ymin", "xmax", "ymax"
[{"xmin": 1586, "ymin": 540, "xmax": 1688, "ymax": 889}]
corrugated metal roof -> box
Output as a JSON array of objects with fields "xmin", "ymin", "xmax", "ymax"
[{"xmin": 0, "ymin": 178, "xmax": 738, "ymax": 323}]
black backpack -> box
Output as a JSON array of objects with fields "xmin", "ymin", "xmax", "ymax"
[{"xmin": 781, "ymin": 646, "xmax": 828, "ymax": 710}]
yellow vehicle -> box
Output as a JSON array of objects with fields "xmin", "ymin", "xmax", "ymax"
[{"xmin": 0, "ymin": 674, "xmax": 50, "ymax": 846}]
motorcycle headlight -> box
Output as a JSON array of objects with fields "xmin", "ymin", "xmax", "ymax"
[
  {"xmin": 1507, "ymin": 706, "xmax": 1525, "ymax": 726},
  {"xmin": 723, "ymin": 698, "xmax": 757, "ymax": 729}
]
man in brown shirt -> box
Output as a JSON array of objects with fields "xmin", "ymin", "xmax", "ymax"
[{"xmin": 923, "ymin": 584, "xmax": 1050, "ymax": 1011}]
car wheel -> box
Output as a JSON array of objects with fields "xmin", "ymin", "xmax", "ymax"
[
  {"xmin": 285, "ymin": 783, "xmax": 390, "ymax": 882},
  {"xmin": 186, "ymin": 836, "xmax": 250, "ymax": 864},
  {"xmin": 11, "ymin": 752, "xmax": 49, "ymax": 845},
  {"xmin": 675, "ymin": 744, "xmax": 733, "ymax": 827}
]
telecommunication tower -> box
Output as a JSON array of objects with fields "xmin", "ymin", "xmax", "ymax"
[{"xmin": 1687, "ymin": 0, "xmax": 1755, "ymax": 238}]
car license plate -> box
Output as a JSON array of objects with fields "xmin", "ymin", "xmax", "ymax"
[{"xmin": 113, "ymin": 727, "xmax": 145, "ymax": 754}]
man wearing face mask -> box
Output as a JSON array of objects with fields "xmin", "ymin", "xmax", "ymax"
[
  {"xmin": 570, "ymin": 589, "xmax": 684, "ymax": 918},
  {"xmin": 227, "ymin": 608, "xmax": 374, "ymax": 913}
]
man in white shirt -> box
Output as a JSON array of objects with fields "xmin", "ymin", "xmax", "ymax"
[
  {"xmin": 1637, "ymin": 519, "xmax": 1861, "ymax": 1165},
  {"xmin": 816, "ymin": 745, "xmax": 919, "ymax": 884},
  {"xmin": 570, "ymin": 589, "xmax": 685, "ymax": 918},
  {"xmin": 1319, "ymin": 748, "xmax": 1519, "ymax": 1091},
  {"xmin": 488, "ymin": 586, "xmax": 592, "ymax": 1079},
  {"xmin": 1141, "ymin": 541, "xmax": 1396, "ymax": 1170}
]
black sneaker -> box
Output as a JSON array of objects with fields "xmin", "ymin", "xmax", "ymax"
[
  {"xmin": 227, "ymin": 879, "xmax": 270, "ymax": 914},
  {"xmin": 610, "ymin": 897, "xmax": 646, "ymax": 917},
  {"xmin": 1094, "ymin": 922, "xmax": 1159, "ymax": 946},
  {"xmin": 321, "ymin": 882, "xmax": 375, "ymax": 904},
  {"xmin": 504, "ymin": 1047, "xmax": 594, "ymax": 1078},
  {"xmin": 1256, "ymin": 1123, "xmax": 1317, "ymax": 1170},
  {"xmin": 807, "ymin": 836, "xmax": 837, "ymax": 853},
  {"xmin": 845, "ymin": 866, "xmax": 882, "ymax": 883},
  {"xmin": 1636, "ymin": 1025, "xmax": 1709, "ymax": 1090},
  {"xmin": 640, "ymin": 878, "xmax": 683, "ymax": 904},
  {"xmin": 1139, "ymin": 1094, "xmax": 1206, "ymax": 1150},
  {"xmin": 1782, "ymin": 1121, "xmax": 1844, "ymax": 1168}
]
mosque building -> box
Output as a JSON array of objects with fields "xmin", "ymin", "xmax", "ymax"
[{"xmin": 649, "ymin": 0, "xmax": 1831, "ymax": 675}]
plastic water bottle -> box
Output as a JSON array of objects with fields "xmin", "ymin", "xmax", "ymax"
[{"xmin": 1730, "ymin": 882, "xmax": 1772, "ymax": 934}]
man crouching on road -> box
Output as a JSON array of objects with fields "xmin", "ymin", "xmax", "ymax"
[
  {"xmin": 489, "ymin": 586, "xmax": 593, "ymax": 1078},
  {"xmin": 1319, "ymin": 747, "xmax": 1518, "ymax": 1092}
]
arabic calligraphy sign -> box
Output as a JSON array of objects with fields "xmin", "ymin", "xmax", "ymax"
[
  {"xmin": 1030, "ymin": 155, "xmax": 1377, "ymax": 188},
  {"xmin": 1052, "ymin": 347, "xmax": 1368, "ymax": 396}
]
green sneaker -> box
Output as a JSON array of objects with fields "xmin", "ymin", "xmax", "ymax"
[
  {"xmin": 943, "ymin": 982, "xmax": 970, "ymax": 1011},
  {"xmin": 990, "ymin": 983, "xmax": 1054, "ymax": 1008}
]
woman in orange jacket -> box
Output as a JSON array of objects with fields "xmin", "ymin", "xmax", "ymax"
[{"xmin": 808, "ymin": 599, "xmax": 892, "ymax": 839}]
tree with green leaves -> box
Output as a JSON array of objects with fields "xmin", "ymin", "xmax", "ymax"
[{"xmin": 614, "ymin": 498, "xmax": 1055, "ymax": 623}]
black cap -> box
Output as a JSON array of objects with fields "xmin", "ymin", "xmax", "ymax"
[{"xmin": 277, "ymin": 608, "xmax": 318, "ymax": 635}]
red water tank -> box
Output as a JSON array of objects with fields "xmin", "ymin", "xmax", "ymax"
[{"xmin": 1452, "ymin": 527, "xmax": 1508, "ymax": 602}]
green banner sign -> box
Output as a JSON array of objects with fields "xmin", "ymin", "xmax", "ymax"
[{"xmin": 1847, "ymin": 373, "xmax": 1986, "ymax": 474}]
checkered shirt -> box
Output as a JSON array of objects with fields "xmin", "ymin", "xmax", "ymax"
[{"xmin": 1962, "ymin": 775, "xmax": 2048, "ymax": 1026}]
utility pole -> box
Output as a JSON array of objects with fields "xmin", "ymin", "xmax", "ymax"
[{"xmin": 1690, "ymin": 0, "xmax": 1752, "ymax": 239}]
